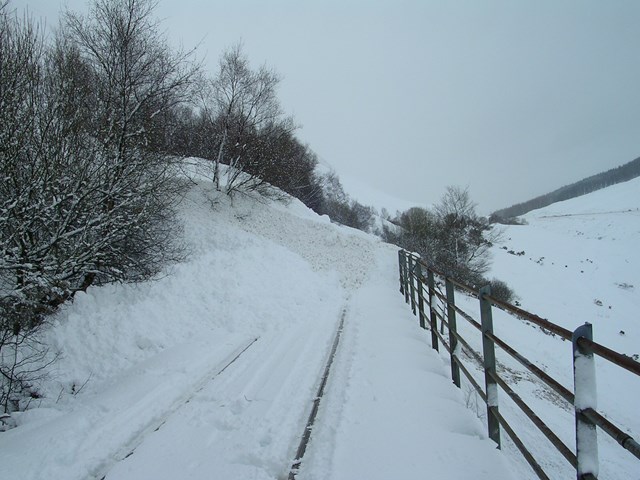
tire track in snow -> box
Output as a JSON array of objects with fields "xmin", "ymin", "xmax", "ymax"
[
  {"xmin": 92, "ymin": 337, "xmax": 259, "ymax": 480},
  {"xmin": 100, "ymin": 300, "xmax": 346, "ymax": 480},
  {"xmin": 288, "ymin": 307, "xmax": 347, "ymax": 479}
]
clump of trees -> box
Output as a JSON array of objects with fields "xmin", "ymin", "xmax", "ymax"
[
  {"xmin": 161, "ymin": 43, "xmax": 379, "ymax": 228},
  {"xmin": 382, "ymin": 186, "xmax": 514, "ymax": 302},
  {"xmin": 152, "ymin": 41, "xmax": 327, "ymax": 211},
  {"xmin": 150, "ymin": 43, "xmax": 298, "ymax": 198},
  {"xmin": 0, "ymin": 0, "xmax": 196, "ymax": 412},
  {"xmin": 315, "ymin": 171, "xmax": 376, "ymax": 232},
  {"xmin": 161, "ymin": 44, "xmax": 377, "ymax": 229}
]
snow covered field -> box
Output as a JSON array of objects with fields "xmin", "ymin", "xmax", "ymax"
[
  {"xmin": 0, "ymin": 170, "xmax": 516, "ymax": 479},
  {"xmin": 475, "ymin": 177, "xmax": 640, "ymax": 479}
]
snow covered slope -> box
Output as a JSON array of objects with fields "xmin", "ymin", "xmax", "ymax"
[
  {"xmin": 337, "ymin": 170, "xmax": 422, "ymax": 214},
  {"xmin": 492, "ymin": 176, "xmax": 640, "ymax": 355},
  {"xmin": 484, "ymin": 177, "xmax": 640, "ymax": 479},
  {"xmin": 0, "ymin": 171, "xmax": 515, "ymax": 480},
  {"xmin": 314, "ymin": 161, "xmax": 422, "ymax": 214}
]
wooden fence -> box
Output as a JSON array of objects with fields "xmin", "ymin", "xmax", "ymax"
[{"xmin": 398, "ymin": 250, "xmax": 640, "ymax": 480}]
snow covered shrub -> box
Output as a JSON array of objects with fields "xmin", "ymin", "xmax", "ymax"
[
  {"xmin": 487, "ymin": 278, "xmax": 515, "ymax": 304},
  {"xmin": 0, "ymin": 319, "xmax": 56, "ymax": 413},
  {"xmin": 0, "ymin": 0, "xmax": 197, "ymax": 411},
  {"xmin": 1, "ymin": 0, "xmax": 193, "ymax": 309}
]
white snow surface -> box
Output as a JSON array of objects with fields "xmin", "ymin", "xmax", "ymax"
[
  {"xmin": 481, "ymin": 176, "xmax": 640, "ymax": 479},
  {"xmin": 0, "ymin": 171, "xmax": 515, "ymax": 480}
]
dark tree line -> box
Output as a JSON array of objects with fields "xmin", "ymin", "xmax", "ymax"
[
  {"xmin": 315, "ymin": 171, "xmax": 376, "ymax": 232},
  {"xmin": 158, "ymin": 44, "xmax": 376, "ymax": 227},
  {"xmin": 491, "ymin": 156, "xmax": 640, "ymax": 222}
]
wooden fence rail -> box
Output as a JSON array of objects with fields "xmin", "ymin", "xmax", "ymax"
[{"xmin": 398, "ymin": 250, "xmax": 639, "ymax": 480}]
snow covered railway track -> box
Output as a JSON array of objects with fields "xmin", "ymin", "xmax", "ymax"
[{"xmin": 92, "ymin": 337, "xmax": 259, "ymax": 480}]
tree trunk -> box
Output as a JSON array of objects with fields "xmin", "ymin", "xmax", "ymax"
[{"xmin": 214, "ymin": 128, "xmax": 227, "ymax": 191}]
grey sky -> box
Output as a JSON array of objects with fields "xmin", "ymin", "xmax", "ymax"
[{"xmin": 11, "ymin": 0, "xmax": 640, "ymax": 213}]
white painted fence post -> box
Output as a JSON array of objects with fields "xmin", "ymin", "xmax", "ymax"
[{"xmin": 573, "ymin": 323, "xmax": 599, "ymax": 480}]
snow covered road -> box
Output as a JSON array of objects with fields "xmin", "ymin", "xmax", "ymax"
[
  {"xmin": 0, "ymin": 182, "xmax": 516, "ymax": 479},
  {"xmin": 1, "ymin": 335, "xmax": 260, "ymax": 480},
  {"xmin": 103, "ymin": 310, "xmax": 344, "ymax": 479},
  {"xmin": 296, "ymin": 247, "xmax": 514, "ymax": 480},
  {"xmin": 99, "ymin": 248, "xmax": 514, "ymax": 480}
]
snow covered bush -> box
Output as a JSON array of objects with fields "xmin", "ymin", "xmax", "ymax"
[
  {"xmin": 487, "ymin": 278, "xmax": 515, "ymax": 304},
  {"xmin": 0, "ymin": 0, "xmax": 197, "ymax": 412}
]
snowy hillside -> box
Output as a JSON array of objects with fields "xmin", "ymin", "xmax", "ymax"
[
  {"xmin": 492, "ymin": 176, "xmax": 640, "ymax": 355},
  {"xmin": 0, "ymin": 168, "xmax": 515, "ymax": 480},
  {"xmin": 481, "ymin": 177, "xmax": 640, "ymax": 479},
  {"xmin": 314, "ymin": 161, "xmax": 421, "ymax": 215},
  {"xmin": 337, "ymin": 171, "xmax": 422, "ymax": 214}
]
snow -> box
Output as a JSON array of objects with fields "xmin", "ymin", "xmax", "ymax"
[
  {"xmin": 573, "ymin": 354, "xmax": 598, "ymax": 411},
  {"xmin": 482, "ymin": 176, "xmax": 640, "ymax": 479},
  {"xmin": 486, "ymin": 383, "xmax": 499, "ymax": 408},
  {"xmin": 0, "ymin": 170, "xmax": 516, "ymax": 480},
  {"xmin": 573, "ymin": 330, "xmax": 599, "ymax": 477},
  {"xmin": 297, "ymin": 250, "xmax": 512, "ymax": 480}
]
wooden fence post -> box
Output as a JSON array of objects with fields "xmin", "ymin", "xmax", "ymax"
[
  {"xmin": 427, "ymin": 269, "xmax": 438, "ymax": 351},
  {"xmin": 416, "ymin": 263, "xmax": 426, "ymax": 329},
  {"xmin": 406, "ymin": 254, "xmax": 412, "ymax": 302},
  {"xmin": 573, "ymin": 323, "xmax": 599, "ymax": 480},
  {"xmin": 403, "ymin": 254, "xmax": 410, "ymax": 305},
  {"xmin": 445, "ymin": 277, "xmax": 460, "ymax": 388},
  {"xmin": 398, "ymin": 250, "xmax": 405, "ymax": 295},
  {"xmin": 409, "ymin": 257, "xmax": 417, "ymax": 315},
  {"xmin": 480, "ymin": 285, "xmax": 501, "ymax": 448}
]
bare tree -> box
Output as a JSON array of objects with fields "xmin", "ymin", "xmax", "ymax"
[
  {"xmin": 0, "ymin": 4, "xmax": 50, "ymax": 413},
  {"xmin": 434, "ymin": 185, "xmax": 477, "ymax": 219},
  {"xmin": 384, "ymin": 186, "xmax": 499, "ymax": 286},
  {"xmin": 59, "ymin": 0, "xmax": 199, "ymax": 286},
  {"xmin": 0, "ymin": 0, "xmax": 198, "ymax": 412},
  {"xmin": 432, "ymin": 186, "xmax": 492, "ymax": 282},
  {"xmin": 64, "ymin": 0, "xmax": 198, "ymax": 157},
  {"xmin": 201, "ymin": 42, "xmax": 290, "ymax": 194}
]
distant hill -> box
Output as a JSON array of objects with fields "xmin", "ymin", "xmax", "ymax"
[{"xmin": 491, "ymin": 155, "xmax": 640, "ymax": 221}]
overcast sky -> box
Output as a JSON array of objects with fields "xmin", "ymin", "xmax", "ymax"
[{"xmin": 11, "ymin": 0, "xmax": 640, "ymax": 213}]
